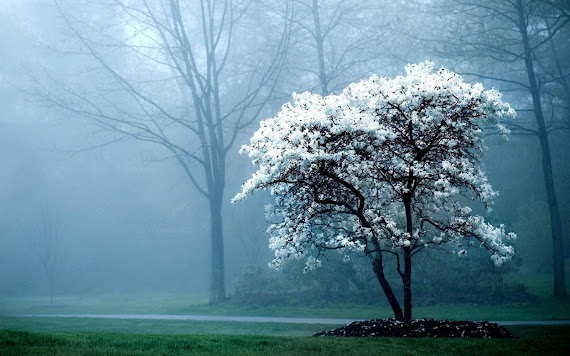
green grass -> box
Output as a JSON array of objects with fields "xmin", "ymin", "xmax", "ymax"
[
  {"xmin": 1, "ymin": 270, "xmax": 569, "ymax": 355},
  {"xmin": 0, "ymin": 326, "xmax": 569, "ymax": 355},
  {"xmin": 0, "ymin": 316, "xmax": 335, "ymax": 336},
  {"xmin": 0, "ymin": 293, "xmax": 210, "ymax": 316},
  {"xmin": 410, "ymin": 297, "xmax": 570, "ymax": 321},
  {"xmin": 2, "ymin": 293, "xmax": 569, "ymax": 321},
  {"xmin": 2, "ymin": 270, "xmax": 568, "ymax": 321},
  {"xmin": 507, "ymin": 271, "xmax": 567, "ymax": 298}
]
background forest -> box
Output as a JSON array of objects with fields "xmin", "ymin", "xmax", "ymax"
[{"xmin": 0, "ymin": 0, "xmax": 568, "ymax": 312}]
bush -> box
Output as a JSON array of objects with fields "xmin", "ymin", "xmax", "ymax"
[
  {"xmin": 230, "ymin": 249, "xmax": 536, "ymax": 307},
  {"xmin": 513, "ymin": 196, "xmax": 553, "ymax": 273}
]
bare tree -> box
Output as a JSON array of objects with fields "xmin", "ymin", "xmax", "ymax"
[
  {"xmin": 283, "ymin": 0, "xmax": 400, "ymax": 96},
  {"xmin": 538, "ymin": 8, "xmax": 570, "ymax": 130},
  {"xmin": 423, "ymin": 0, "xmax": 569, "ymax": 296},
  {"xmin": 33, "ymin": 0, "xmax": 291, "ymax": 303}
]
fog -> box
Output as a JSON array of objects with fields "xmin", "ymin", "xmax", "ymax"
[{"xmin": 0, "ymin": 0, "xmax": 568, "ymax": 313}]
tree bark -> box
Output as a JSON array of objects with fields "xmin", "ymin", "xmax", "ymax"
[
  {"xmin": 403, "ymin": 197, "xmax": 413, "ymax": 323},
  {"xmin": 402, "ymin": 248, "xmax": 412, "ymax": 323},
  {"xmin": 368, "ymin": 249, "xmax": 404, "ymax": 321},
  {"xmin": 209, "ymin": 183, "xmax": 226, "ymax": 304},
  {"xmin": 517, "ymin": 0, "xmax": 566, "ymax": 296}
]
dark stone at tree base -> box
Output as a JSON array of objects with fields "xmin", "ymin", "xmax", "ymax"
[{"xmin": 314, "ymin": 318, "xmax": 518, "ymax": 338}]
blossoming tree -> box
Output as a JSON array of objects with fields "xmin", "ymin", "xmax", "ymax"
[{"xmin": 233, "ymin": 62, "xmax": 517, "ymax": 322}]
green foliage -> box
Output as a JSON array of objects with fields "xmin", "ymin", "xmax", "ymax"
[
  {"xmin": 232, "ymin": 256, "xmax": 383, "ymax": 307},
  {"xmin": 410, "ymin": 249, "xmax": 533, "ymax": 305},
  {"xmin": 232, "ymin": 265, "xmax": 288, "ymax": 306},
  {"xmin": 231, "ymin": 248, "xmax": 535, "ymax": 308},
  {"xmin": 513, "ymin": 197, "xmax": 553, "ymax": 274}
]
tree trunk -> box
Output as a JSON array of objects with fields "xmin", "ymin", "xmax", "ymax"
[
  {"xmin": 368, "ymin": 251, "xmax": 404, "ymax": 321},
  {"xmin": 403, "ymin": 248, "xmax": 412, "ymax": 323},
  {"xmin": 209, "ymin": 188, "xmax": 226, "ymax": 304},
  {"xmin": 366, "ymin": 236, "xmax": 403, "ymax": 321},
  {"xmin": 517, "ymin": 0, "xmax": 566, "ymax": 296},
  {"xmin": 312, "ymin": 0, "xmax": 329, "ymax": 96},
  {"xmin": 403, "ymin": 197, "xmax": 413, "ymax": 323}
]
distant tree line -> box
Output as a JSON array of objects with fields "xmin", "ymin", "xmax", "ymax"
[{"xmin": 32, "ymin": 0, "xmax": 568, "ymax": 304}]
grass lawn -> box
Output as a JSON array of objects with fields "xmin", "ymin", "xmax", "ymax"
[
  {"xmin": 2, "ymin": 293, "xmax": 569, "ymax": 321},
  {"xmin": 0, "ymin": 325, "xmax": 569, "ymax": 355},
  {"xmin": 2, "ymin": 271, "xmax": 569, "ymax": 321},
  {"xmin": 0, "ymin": 316, "xmax": 337, "ymax": 336},
  {"xmin": 1, "ymin": 272, "xmax": 569, "ymax": 354},
  {"xmin": 1, "ymin": 272, "xmax": 569, "ymax": 355}
]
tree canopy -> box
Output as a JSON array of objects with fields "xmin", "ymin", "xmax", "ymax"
[{"xmin": 234, "ymin": 62, "xmax": 517, "ymax": 321}]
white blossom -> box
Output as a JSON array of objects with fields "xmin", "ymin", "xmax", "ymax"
[{"xmin": 234, "ymin": 62, "xmax": 516, "ymax": 270}]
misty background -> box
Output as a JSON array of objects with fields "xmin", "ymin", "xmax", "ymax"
[{"xmin": 0, "ymin": 0, "xmax": 568, "ymax": 308}]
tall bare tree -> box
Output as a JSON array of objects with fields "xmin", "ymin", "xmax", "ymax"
[
  {"xmin": 284, "ymin": 0, "xmax": 399, "ymax": 96},
  {"xmin": 34, "ymin": 0, "xmax": 291, "ymax": 303},
  {"xmin": 424, "ymin": 0, "xmax": 569, "ymax": 296}
]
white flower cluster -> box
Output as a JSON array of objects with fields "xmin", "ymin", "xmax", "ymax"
[{"xmin": 233, "ymin": 62, "xmax": 516, "ymax": 270}]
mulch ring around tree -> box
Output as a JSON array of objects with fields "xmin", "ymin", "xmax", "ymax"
[{"xmin": 314, "ymin": 318, "xmax": 518, "ymax": 338}]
